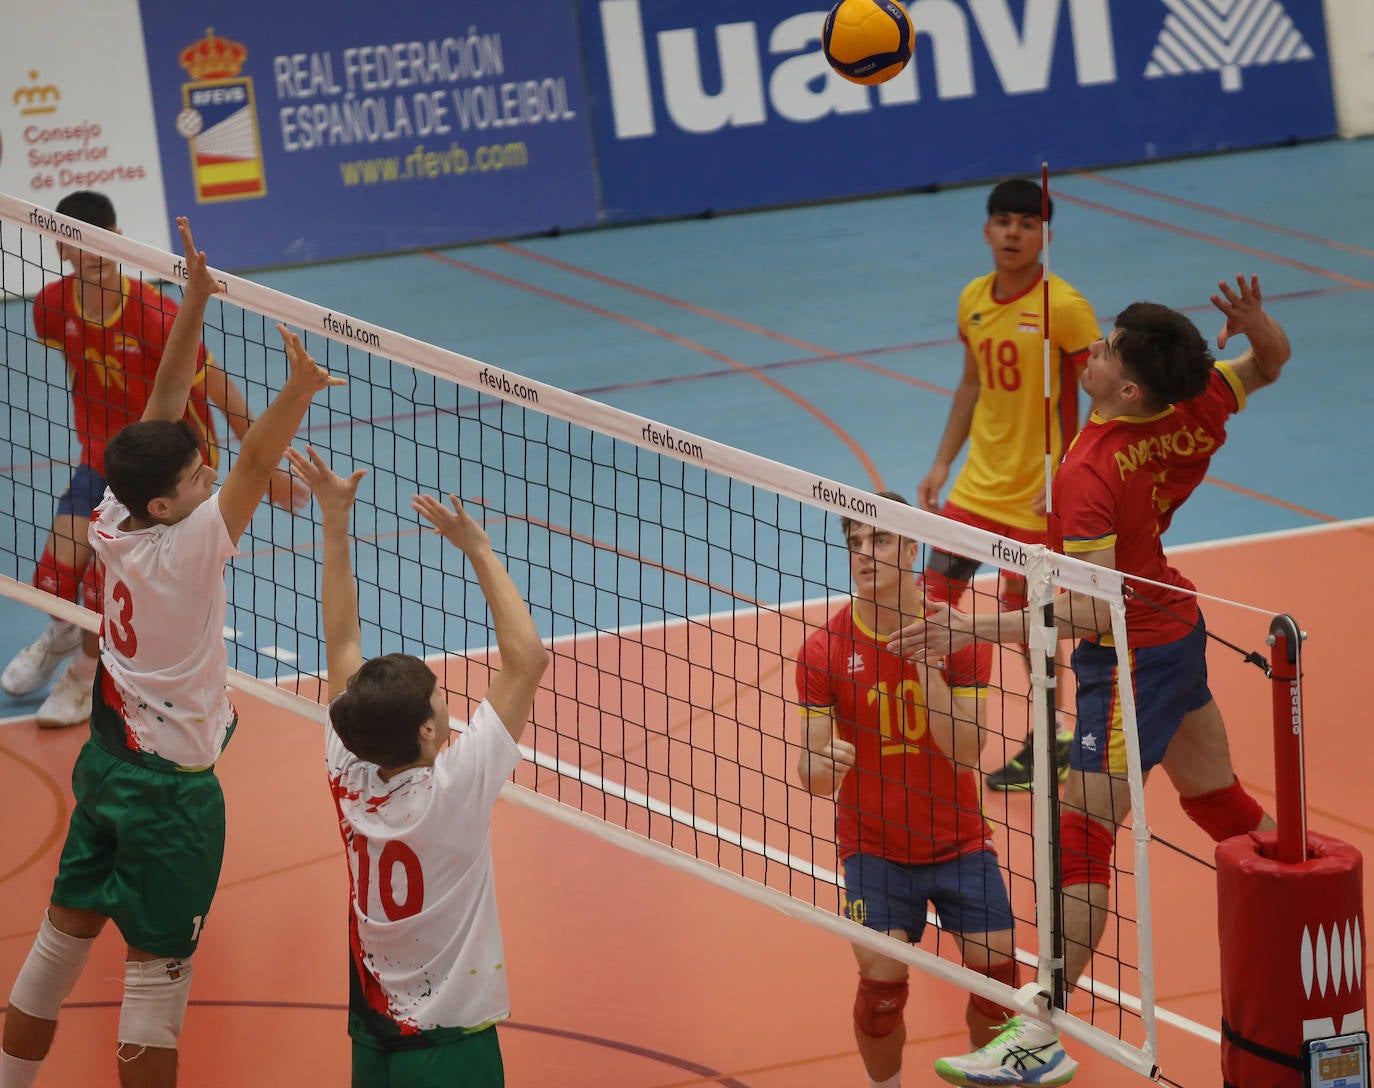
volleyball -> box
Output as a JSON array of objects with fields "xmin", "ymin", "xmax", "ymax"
[{"xmin": 822, "ymin": 0, "xmax": 913, "ymax": 86}]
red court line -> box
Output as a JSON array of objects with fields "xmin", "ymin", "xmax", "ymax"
[
  {"xmin": 422, "ymin": 250, "xmax": 887, "ymax": 491},
  {"xmin": 1055, "ymin": 191, "xmax": 1374, "ymax": 291},
  {"xmin": 1080, "ymin": 172, "xmax": 1374, "ymax": 260},
  {"xmin": 498, "ymin": 243, "xmax": 955, "ymax": 398}
]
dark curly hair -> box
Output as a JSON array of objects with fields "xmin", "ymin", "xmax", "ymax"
[
  {"xmin": 1113, "ymin": 302, "xmax": 1214, "ymax": 410},
  {"xmin": 329, "ymin": 653, "xmax": 439, "ymax": 768}
]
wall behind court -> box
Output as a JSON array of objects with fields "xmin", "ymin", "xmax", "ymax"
[{"xmin": 0, "ymin": 0, "xmax": 1358, "ymax": 272}]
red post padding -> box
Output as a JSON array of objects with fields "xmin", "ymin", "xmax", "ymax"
[{"xmin": 1218, "ymin": 829, "xmax": 1365, "ymax": 1088}]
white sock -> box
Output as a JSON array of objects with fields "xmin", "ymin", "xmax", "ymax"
[
  {"xmin": 867, "ymin": 1072, "xmax": 900, "ymax": 1088},
  {"xmin": 0, "ymin": 1050, "xmax": 42, "ymax": 1088}
]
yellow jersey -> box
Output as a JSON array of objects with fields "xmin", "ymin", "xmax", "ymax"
[{"xmin": 948, "ymin": 269, "xmax": 1101, "ymax": 531}]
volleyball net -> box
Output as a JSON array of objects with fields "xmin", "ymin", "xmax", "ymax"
[{"xmin": 0, "ymin": 191, "xmax": 1214, "ymax": 1078}]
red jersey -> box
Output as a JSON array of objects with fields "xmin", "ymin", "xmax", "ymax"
[
  {"xmin": 796, "ymin": 603, "xmax": 992, "ymax": 865},
  {"xmin": 1058, "ymin": 363, "xmax": 1245, "ymax": 646},
  {"xmin": 34, "ymin": 275, "xmax": 217, "ymax": 474}
]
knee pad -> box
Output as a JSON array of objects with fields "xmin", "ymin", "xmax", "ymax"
[
  {"xmin": 32, "ymin": 549, "xmax": 83, "ymax": 603},
  {"xmin": 7, "ymin": 912, "xmax": 96, "ymax": 1020},
  {"xmin": 968, "ymin": 956, "xmax": 1019, "ymax": 1022},
  {"xmin": 117, "ymin": 957, "xmax": 194, "ymax": 1050},
  {"xmin": 1059, "ymin": 811, "xmax": 1117, "ymax": 888},
  {"xmin": 1180, "ymin": 778, "xmax": 1265, "ymax": 842},
  {"xmin": 853, "ymin": 976, "xmax": 908, "ymax": 1038},
  {"xmin": 80, "ymin": 559, "xmax": 104, "ymax": 615}
]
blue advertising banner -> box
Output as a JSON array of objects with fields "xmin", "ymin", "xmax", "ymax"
[
  {"xmin": 579, "ymin": 0, "xmax": 1337, "ymax": 221},
  {"xmin": 139, "ymin": 1, "xmax": 601, "ymax": 268}
]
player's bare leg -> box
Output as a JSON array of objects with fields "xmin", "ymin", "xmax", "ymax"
[
  {"xmin": 2, "ymin": 905, "xmax": 105, "ymax": 1062},
  {"xmin": 1060, "ymin": 770, "xmax": 1132, "ymax": 989},
  {"xmin": 851, "ymin": 937, "xmax": 911, "ymax": 1084}
]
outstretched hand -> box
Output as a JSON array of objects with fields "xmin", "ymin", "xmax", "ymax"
[
  {"xmin": 885, "ymin": 602, "xmax": 971, "ymax": 661},
  {"xmin": 176, "ymin": 216, "xmax": 223, "ymax": 303},
  {"xmin": 276, "ymin": 324, "xmax": 347, "ymax": 398},
  {"xmin": 1211, "ymin": 274, "xmax": 1264, "ymax": 351},
  {"xmin": 284, "ymin": 445, "xmax": 366, "ymax": 520},
  {"xmin": 413, "ymin": 493, "xmax": 492, "ymax": 558}
]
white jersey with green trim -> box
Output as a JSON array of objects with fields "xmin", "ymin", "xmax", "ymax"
[
  {"xmin": 327, "ymin": 698, "xmax": 522, "ymax": 1036},
  {"xmin": 88, "ymin": 488, "xmax": 237, "ymax": 767}
]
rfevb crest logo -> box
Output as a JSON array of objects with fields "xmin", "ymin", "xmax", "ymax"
[{"xmin": 1144, "ymin": 0, "xmax": 1315, "ymax": 93}]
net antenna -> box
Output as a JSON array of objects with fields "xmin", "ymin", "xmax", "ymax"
[
  {"xmin": 1032, "ymin": 159, "xmax": 1070, "ymax": 1015},
  {"xmin": 0, "ymin": 190, "xmax": 1165, "ymax": 1080}
]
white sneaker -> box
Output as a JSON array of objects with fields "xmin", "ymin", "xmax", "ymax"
[
  {"xmin": 2, "ymin": 620, "xmax": 83, "ymax": 696},
  {"xmin": 35, "ymin": 662, "xmax": 94, "ymax": 730},
  {"xmin": 934, "ymin": 1016, "xmax": 1078, "ymax": 1086}
]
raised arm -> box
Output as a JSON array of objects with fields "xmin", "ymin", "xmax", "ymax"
[
  {"xmin": 203, "ymin": 361, "xmax": 310, "ymax": 511},
  {"xmin": 1212, "ymin": 274, "xmax": 1291, "ymax": 394},
  {"xmin": 412, "ymin": 494, "xmax": 548, "ymax": 742},
  {"xmin": 216, "ymin": 325, "xmax": 345, "ymax": 544},
  {"xmin": 143, "ymin": 217, "xmax": 222, "ymax": 423},
  {"xmin": 918, "ymin": 344, "xmax": 980, "ymax": 512},
  {"xmin": 285, "ymin": 447, "xmax": 367, "ymax": 698}
]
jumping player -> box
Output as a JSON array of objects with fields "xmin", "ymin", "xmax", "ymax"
[
  {"xmin": 2, "ymin": 190, "xmax": 306, "ymax": 729},
  {"xmin": 0, "ymin": 217, "xmax": 342, "ymax": 1088},
  {"xmin": 894, "ymin": 275, "xmax": 1287, "ymax": 1085},
  {"xmin": 917, "ymin": 179, "xmax": 1101, "ymax": 791},
  {"xmin": 286, "ymin": 444, "xmax": 548, "ymax": 1088}
]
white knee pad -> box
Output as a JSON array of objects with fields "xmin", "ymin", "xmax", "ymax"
[
  {"xmin": 117, "ymin": 957, "xmax": 193, "ymax": 1050},
  {"xmin": 7, "ymin": 912, "xmax": 95, "ymax": 1020}
]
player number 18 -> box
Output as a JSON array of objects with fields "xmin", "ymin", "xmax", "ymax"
[{"xmin": 977, "ymin": 338, "xmax": 1021, "ymax": 391}]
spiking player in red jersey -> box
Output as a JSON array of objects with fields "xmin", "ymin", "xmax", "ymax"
[
  {"xmin": 795, "ymin": 492, "xmax": 1072, "ymax": 1088},
  {"xmin": 2, "ymin": 191, "xmax": 306, "ymax": 729},
  {"xmin": 893, "ymin": 275, "xmax": 1288, "ymax": 1086},
  {"xmin": 285, "ymin": 444, "xmax": 548, "ymax": 1088},
  {"xmin": 917, "ymin": 179, "xmax": 1102, "ymax": 792},
  {"xmin": 0, "ymin": 217, "xmax": 342, "ymax": 1088}
]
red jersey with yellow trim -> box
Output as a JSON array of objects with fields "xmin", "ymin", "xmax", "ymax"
[
  {"xmin": 1057, "ymin": 363, "xmax": 1246, "ymax": 646},
  {"xmin": 950, "ymin": 270, "xmax": 1101, "ymax": 532},
  {"xmin": 796, "ymin": 603, "xmax": 992, "ymax": 865},
  {"xmin": 33, "ymin": 275, "xmax": 218, "ymax": 475}
]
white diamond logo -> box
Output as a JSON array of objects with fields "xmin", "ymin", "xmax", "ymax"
[{"xmin": 1145, "ymin": 0, "xmax": 1315, "ymax": 92}]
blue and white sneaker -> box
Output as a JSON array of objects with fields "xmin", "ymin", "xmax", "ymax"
[{"xmin": 934, "ymin": 1015, "xmax": 1078, "ymax": 1086}]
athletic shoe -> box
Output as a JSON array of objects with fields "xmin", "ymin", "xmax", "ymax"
[
  {"xmin": 985, "ymin": 734, "xmax": 1073, "ymax": 792},
  {"xmin": 934, "ymin": 1015, "xmax": 1078, "ymax": 1085},
  {"xmin": 35, "ymin": 662, "xmax": 93, "ymax": 729},
  {"xmin": 1, "ymin": 620, "xmax": 83, "ymax": 696}
]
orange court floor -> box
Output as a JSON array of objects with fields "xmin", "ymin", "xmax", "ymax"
[{"xmin": 1, "ymin": 520, "xmax": 1370, "ymax": 1087}]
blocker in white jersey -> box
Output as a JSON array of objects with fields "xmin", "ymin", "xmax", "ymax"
[
  {"xmin": 89, "ymin": 489, "xmax": 237, "ymax": 770},
  {"xmin": 288, "ymin": 444, "xmax": 548, "ymax": 1088},
  {"xmin": 0, "ymin": 216, "xmax": 345, "ymax": 1088},
  {"xmin": 328, "ymin": 698, "xmax": 521, "ymax": 1039}
]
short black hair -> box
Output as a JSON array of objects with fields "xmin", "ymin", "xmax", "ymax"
[
  {"xmin": 1113, "ymin": 303, "xmax": 1214, "ymax": 409},
  {"xmin": 330, "ymin": 654, "xmax": 439, "ymax": 768},
  {"xmin": 102, "ymin": 419, "xmax": 202, "ymax": 519},
  {"xmin": 987, "ymin": 179, "xmax": 1052, "ymax": 223},
  {"xmin": 55, "ymin": 191, "xmax": 116, "ymax": 230},
  {"xmin": 840, "ymin": 489, "xmax": 911, "ymax": 541}
]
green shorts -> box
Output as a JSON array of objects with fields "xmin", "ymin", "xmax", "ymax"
[
  {"xmin": 51, "ymin": 739, "xmax": 225, "ymax": 959},
  {"xmin": 351, "ymin": 1026, "xmax": 503, "ymax": 1088}
]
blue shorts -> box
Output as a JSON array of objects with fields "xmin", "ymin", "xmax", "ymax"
[
  {"xmin": 56, "ymin": 464, "xmax": 107, "ymax": 519},
  {"xmin": 841, "ymin": 850, "xmax": 1014, "ymax": 939},
  {"xmin": 1071, "ymin": 616, "xmax": 1213, "ymax": 775}
]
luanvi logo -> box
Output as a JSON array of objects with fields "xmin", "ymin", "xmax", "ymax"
[
  {"xmin": 1144, "ymin": 0, "xmax": 1314, "ymax": 93},
  {"xmin": 598, "ymin": 0, "xmax": 1117, "ymax": 137}
]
